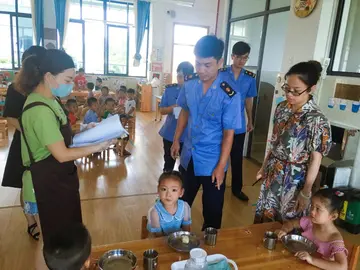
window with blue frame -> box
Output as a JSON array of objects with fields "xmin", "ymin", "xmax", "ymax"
[
  {"xmin": 64, "ymin": 0, "xmax": 149, "ymax": 77},
  {"xmin": 0, "ymin": 0, "xmax": 34, "ymax": 69}
]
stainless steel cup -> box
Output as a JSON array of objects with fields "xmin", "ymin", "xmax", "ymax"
[
  {"xmin": 204, "ymin": 227, "xmax": 218, "ymax": 246},
  {"xmin": 263, "ymin": 231, "xmax": 277, "ymax": 250},
  {"xmin": 143, "ymin": 249, "xmax": 158, "ymax": 270}
]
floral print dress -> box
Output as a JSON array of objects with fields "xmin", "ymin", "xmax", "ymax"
[{"xmin": 254, "ymin": 97, "xmax": 332, "ymax": 223}]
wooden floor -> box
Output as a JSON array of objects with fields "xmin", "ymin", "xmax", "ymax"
[{"xmin": 0, "ymin": 112, "xmax": 359, "ymax": 270}]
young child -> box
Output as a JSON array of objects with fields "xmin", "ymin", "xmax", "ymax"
[
  {"xmin": 99, "ymin": 86, "xmax": 112, "ymax": 106},
  {"xmin": 95, "ymin": 77, "xmax": 102, "ymax": 91},
  {"xmin": 83, "ymin": 97, "xmax": 100, "ymax": 124},
  {"xmin": 124, "ymin": 88, "xmax": 136, "ymax": 117},
  {"xmin": 277, "ymin": 188, "xmax": 348, "ymax": 270},
  {"xmin": 116, "ymin": 86, "xmax": 127, "ymax": 111},
  {"xmin": 147, "ymin": 171, "xmax": 192, "ymax": 237},
  {"xmin": 66, "ymin": 99, "xmax": 79, "ymax": 126},
  {"xmin": 73, "ymin": 68, "xmax": 87, "ymax": 91},
  {"xmin": 43, "ymin": 223, "xmax": 92, "ymax": 270},
  {"xmin": 102, "ymin": 98, "xmax": 116, "ymax": 119},
  {"xmin": 86, "ymin": 82, "xmax": 95, "ymax": 98}
]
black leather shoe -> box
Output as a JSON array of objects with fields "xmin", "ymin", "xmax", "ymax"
[{"xmin": 233, "ymin": 191, "xmax": 249, "ymax": 201}]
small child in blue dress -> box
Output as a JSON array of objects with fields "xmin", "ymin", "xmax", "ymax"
[{"xmin": 147, "ymin": 171, "xmax": 192, "ymax": 237}]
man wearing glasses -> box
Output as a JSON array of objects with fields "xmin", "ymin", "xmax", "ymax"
[{"xmin": 220, "ymin": 41, "xmax": 257, "ymax": 201}]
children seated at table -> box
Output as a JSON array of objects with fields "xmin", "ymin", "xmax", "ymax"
[
  {"xmin": 277, "ymin": 188, "xmax": 348, "ymax": 270},
  {"xmin": 43, "ymin": 223, "xmax": 92, "ymax": 270},
  {"xmin": 74, "ymin": 68, "xmax": 87, "ymax": 91},
  {"xmin": 83, "ymin": 97, "xmax": 100, "ymax": 124},
  {"xmin": 66, "ymin": 99, "xmax": 79, "ymax": 126},
  {"xmin": 95, "ymin": 77, "xmax": 102, "ymax": 91},
  {"xmin": 99, "ymin": 86, "xmax": 112, "ymax": 106},
  {"xmin": 87, "ymin": 82, "xmax": 94, "ymax": 98},
  {"xmin": 102, "ymin": 98, "xmax": 116, "ymax": 119},
  {"xmin": 147, "ymin": 171, "xmax": 191, "ymax": 237}
]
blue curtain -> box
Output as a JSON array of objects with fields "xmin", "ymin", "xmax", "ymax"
[
  {"xmin": 34, "ymin": 0, "xmax": 44, "ymax": 45},
  {"xmin": 134, "ymin": 0, "xmax": 150, "ymax": 66},
  {"xmin": 54, "ymin": 0, "xmax": 67, "ymax": 49}
]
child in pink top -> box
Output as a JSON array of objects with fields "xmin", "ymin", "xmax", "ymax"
[{"xmin": 277, "ymin": 188, "xmax": 348, "ymax": 270}]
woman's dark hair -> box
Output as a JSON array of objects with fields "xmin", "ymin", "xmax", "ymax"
[
  {"xmin": 158, "ymin": 171, "xmax": 183, "ymax": 187},
  {"xmin": 21, "ymin": 46, "xmax": 47, "ymax": 63},
  {"xmin": 177, "ymin": 61, "xmax": 194, "ymax": 76},
  {"xmin": 194, "ymin": 35, "xmax": 224, "ymax": 61},
  {"xmin": 313, "ymin": 188, "xmax": 344, "ymax": 215},
  {"xmin": 285, "ymin": 60, "xmax": 323, "ymax": 88},
  {"xmin": 16, "ymin": 49, "xmax": 75, "ymax": 94}
]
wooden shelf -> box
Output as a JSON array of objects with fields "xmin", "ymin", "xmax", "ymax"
[{"xmin": 136, "ymin": 84, "xmax": 152, "ymax": 112}]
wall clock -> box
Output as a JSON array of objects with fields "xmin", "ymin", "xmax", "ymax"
[{"xmin": 294, "ymin": 0, "xmax": 318, "ymax": 18}]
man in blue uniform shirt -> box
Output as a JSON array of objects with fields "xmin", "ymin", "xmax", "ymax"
[
  {"xmin": 171, "ymin": 35, "xmax": 242, "ymax": 229},
  {"xmin": 220, "ymin": 42, "xmax": 257, "ymax": 202},
  {"xmin": 159, "ymin": 61, "xmax": 194, "ymax": 172}
]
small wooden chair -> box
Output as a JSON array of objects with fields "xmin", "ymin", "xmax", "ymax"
[
  {"xmin": 117, "ymin": 111, "xmax": 136, "ymax": 156},
  {"xmin": 141, "ymin": 215, "xmax": 149, "ymax": 239},
  {"xmin": 0, "ymin": 119, "xmax": 8, "ymax": 139},
  {"xmin": 348, "ymin": 243, "xmax": 360, "ymax": 270}
]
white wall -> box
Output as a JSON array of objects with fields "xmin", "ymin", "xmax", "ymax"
[{"xmin": 151, "ymin": 0, "xmax": 219, "ymax": 74}]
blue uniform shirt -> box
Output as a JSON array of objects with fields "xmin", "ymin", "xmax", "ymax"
[
  {"xmin": 83, "ymin": 109, "xmax": 98, "ymax": 124},
  {"xmin": 219, "ymin": 66, "xmax": 257, "ymax": 134},
  {"xmin": 158, "ymin": 84, "xmax": 186, "ymax": 142},
  {"xmin": 177, "ymin": 73, "xmax": 242, "ymax": 176}
]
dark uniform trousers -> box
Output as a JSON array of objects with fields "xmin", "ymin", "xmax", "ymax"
[
  {"xmin": 230, "ymin": 133, "xmax": 246, "ymax": 194},
  {"xmin": 163, "ymin": 139, "xmax": 183, "ymax": 172},
  {"xmin": 180, "ymin": 158, "xmax": 226, "ymax": 230}
]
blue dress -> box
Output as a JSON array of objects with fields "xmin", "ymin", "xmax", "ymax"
[{"xmin": 147, "ymin": 199, "xmax": 192, "ymax": 235}]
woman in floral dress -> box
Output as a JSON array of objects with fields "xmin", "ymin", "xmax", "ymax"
[{"xmin": 254, "ymin": 61, "xmax": 332, "ymax": 223}]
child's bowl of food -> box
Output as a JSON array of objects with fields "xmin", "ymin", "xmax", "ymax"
[
  {"xmin": 98, "ymin": 249, "xmax": 137, "ymax": 270},
  {"xmin": 167, "ymin": 231, "xmax": 200, "ymax": 252}
]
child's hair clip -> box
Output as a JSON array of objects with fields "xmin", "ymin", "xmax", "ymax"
[
  {"xmin": 335, "ymin": 191, "xmax": 344, "ymax": 197},
  {"xmin": 320, "ymin": 185, "xmax": 329, "ymax": 190}
]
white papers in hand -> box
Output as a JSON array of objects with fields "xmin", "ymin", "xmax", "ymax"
[
  {"xmin": 70, "ymin": 115, "xmax": 128, "ymax": 147},
  {"xmin": 173, "ymin": 107, "xmax": 181, "ymax": 119}
]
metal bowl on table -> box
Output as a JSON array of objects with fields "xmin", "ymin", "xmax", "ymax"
[
  {"xmin": 98, "ymin": 249, "xmax": 137, "ymax": 270},
  {"xmin": 281, "ymin": 234, "xmax": 317, "ymax": 254},
  {"xmin": 167, "ymin": 231, "xmax": 200, "ymax": 252}
]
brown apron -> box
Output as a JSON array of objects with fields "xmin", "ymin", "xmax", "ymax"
[{"xmin": 20, "ymin": 100, "xmax": 82, "ymax": 245}]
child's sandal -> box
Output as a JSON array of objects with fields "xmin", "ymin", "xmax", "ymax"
[{"xmin": 27, "ymin": 223, "xmax": 40, "ymax": 241}]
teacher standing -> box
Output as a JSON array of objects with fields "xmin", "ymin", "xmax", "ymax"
[
  {"xmin": 254, "ymin": 61, "xmax": 332, "ymax": 223},
  {"xmin": 16, "ymin": 49, "xmax": 112, "ymax": 245}
]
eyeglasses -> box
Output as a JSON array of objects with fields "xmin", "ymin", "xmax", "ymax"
[
  {"xmin": 281, "ymin": 84, "xmax": 309, "ymax": 97},
  {"xmin": 233, "ymin": 55, "xmax": 249, "ymax": 61}
]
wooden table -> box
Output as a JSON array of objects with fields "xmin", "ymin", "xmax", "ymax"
[
  {"xmin": 155, "ymin": 95, "xmax": 162, "ymax": 121},
  {"xmin": 91, "ymin": 222, "xmax": 359, "ymax": 269}
]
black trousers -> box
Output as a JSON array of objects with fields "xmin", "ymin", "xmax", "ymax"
[
  {"xmin": 180, "ymin": 159, "xmax": 226, "ymax": 230},
  {"xmin": 163, "ymin": 139, "xmax": 183, "ymax": 172},
  {"xmin": 230, "ymin": 133, "xmax": 246, "ymax": 194}
]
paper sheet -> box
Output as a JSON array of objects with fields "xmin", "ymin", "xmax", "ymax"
[
  {"xmin": 70, "ymin": 115, "xmax": 128, "ymax": 148},
  {"xmin": 173, "ymin": 107, "xmax": 181, "ymax": 119}
]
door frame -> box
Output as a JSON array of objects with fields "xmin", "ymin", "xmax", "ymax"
[{"xmin": 225, "ymin": 0, "xmax": 290, "ymax": 161}]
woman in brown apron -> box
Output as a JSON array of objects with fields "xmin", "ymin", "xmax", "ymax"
[{"xmin": 16, "ymin": 49, "xmax": 113, "ymax": 246}]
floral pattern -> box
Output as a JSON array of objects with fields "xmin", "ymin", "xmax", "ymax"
[{"xmin": 254, "ymin": 97, "xmax": 332, "ymax": 223}]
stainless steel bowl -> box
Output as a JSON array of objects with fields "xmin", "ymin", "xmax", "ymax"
[
  {"xmin": 167, "ymin": 231, "xmax": 200, "ymax": 252},
  {"xmin": 281, "ymin": 234, "xmax": 317, "ymax": 254},
  {"xmin": 98, "ymin": 249, "xmax": 137, "ymax": 270}
]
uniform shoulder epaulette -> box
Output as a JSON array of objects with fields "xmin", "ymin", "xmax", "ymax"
[
  {"xmin": 219, "ymin": 67, "xmax": 228, "ymax": 72},
  {"xmin": 184, "ymin": 73, "xmax": 199, "ymax": 81},
  {"xmin": 165, "ymin": 83, "xmax": 178, "ymax": 88},
  {"xmin": 244, "ymin": 69, "xmax": 256, "ymax": 78},
  {"xmin": 220, "ymin": 81, "xmax": 236, "ymax": 98}
]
